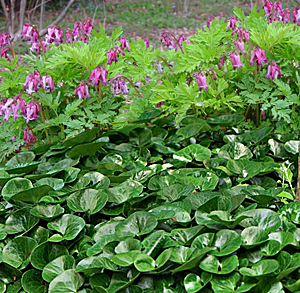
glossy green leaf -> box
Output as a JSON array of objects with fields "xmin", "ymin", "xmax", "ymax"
[
  {"xmin": 239, "ymin": 209, "xmax": 281, "ymax": 233},
  {"xmin": 34, "ymin": 178, "xmax": 64, "ymax": 191},
  {"xmin": 115, "ymin": 212, "xmax": 157, "ymax": 238},
  {"xmin": 31, "ymin": 242, "xmax": 68, "ymax": 270},
  {"xmin": 284, "ymin": 140, "xmax": 300, "ymax": 154},
  {"xmin": 211, "ymin": 230, "xmax": 241, "ymax": 256},
  {"xmin": 5, "ymin": 152, "xmax": 35, "ymax": 167},
  {"xmin": 199, "ymin": 254, "xmax": 238, "ymax": 274},
  {"xmin": 76, "ymin": 256, "xmax": 118, "ymax": 273},
  {"xmin": 67, "ymin": 189, "xmax": 108, "ymax": 215},
  {"xmin": 173, "ymin": 144, "xmax": 211, "ymax": 163},
  {"xmin": 210, "ymin": 272, "xmax": 256, "ymax": 293},
  {"xmin": 115, "ymin": 238, "xmax": 142, "ymax": 254},
  {"xmin": 218, "ymin": 143, "xmax": 252, "ymax": 160},
  {"xmin": 111, "ymin": 251, "xmax": 140, "ymax": 267},
  {"xmin": 5, "ymin": 208, "xmax": 39, "ymax": 234},
  {"xmin": 241, "ymin": 227, "xmax": 269, "ymax": 248},
  {"xmin": 42, "ymin": 255, "xmax": 75, "ymax": 282},
  {"xmin": 30, "ymin": 205, "xmax": 64, "ymax": 221},
  {"xmin": 107, "ymin": 180, "xmax": 143, "ymax": 204},
  {"xmin": 2, "ymin": 178, "xmax": 33, "ymax": 201},
  {"xmin": 134, "ymin": 254, "xmax": 155, "ymax": 272},
  {"xmin": 240, "ymin": 259, "xmax": 279, "ymax": 277},
  {"xmin": 22, "ymin": 270, "xmax": 47, "ymax": 293},
  {"xmin": 2, "ymin": 236, "xmax": 37, "ymax": 269},
  {"xmin": 47, "ymin": 214, "xmax": 85, "ymax": 241},
  {"xmin": 207, "ymin": 114, "xmax": 244, "ymax": 126},
  {"xmin": 49, "ymin": 269, "xmax": 84, "ymax": 293}
]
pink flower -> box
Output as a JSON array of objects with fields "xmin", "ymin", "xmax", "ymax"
[
  {"xmin": 120, "ymin": 35, "xmax": 130, "ymax": 51},
  {"xmin": 194, "ymin": 72, "xmax": 210, "ymax": 92},
  {"xmin": 0, "ymin": 98, "xmax": 14, "ymax": 122},
  {"xmin": 230, "ymin": 54, "xmax": 244, "ymax": 70},
  {"xmin": 156, "ymin": 101, "xmax": 163, "ymax": 108},
  {"xmin": 235, "ymin": 41, "xmax": 246, "ymax": 53},
  {"xmin": 0, "ymin": 47, "xmax": 8, "ymax": 59},
  {"xmin": 30, "ymin": 41, "xmax": 47, "ymax": 54},
  {"xmin": 178, "ymin": 34, "xmax": 191, "ymax": 49},
  {"xmin": 45, "ymin": 24, "xmax": 63, "ymax": 46},
  {"xmin": 261, "ymin": 110, "xmax": 266, "ymax": 121},
  {"xmin": 266, "ymin": 61, "xmax": 281, "ymax": 80},
  {"xmin": 75, "ymin": 81, "xmax": 90, "ymax": 100},
  {"xmin": 107, "ymin": 46, "xmax": 125, "ymax": 65},
  {"xmin": 0, "ymin": 32, "xmax": 10, "ymax": 48},
  {"xmin": 207, "ymin": 15, "xmax": 215, "ymax": 28},
  {"xmin": 263, "ymin": 0, "xmax": 273, "ymax": 19},
  {"xmin": 66, "ymin": 28, "xmax": 74, "ymax": 43},
  {"xmin": 21, "ymin": 24, "xmax": 39, "ymax": 45},
  {"xmin": 218, "ymin": 56, "xmax": 226, "ymax": 70},
  {"xmin": 83, "ymin": 18, "xmax": 93, "ymax": 38},
  {"xmin": 210, "ymin": 69, "xmax": 217, "ymax": 81},
  {"xmin": 24, "ymin": 101, "xmax": 39, "ymax": 124},
  {"xmin": 89, "ymin": 65, "xmax": 108, "ymax": 87},
  {"xmin": 111, "ymin": 76, "xmax": 129, "ymax": 95},
  {"xmin": 141, "ymin": 35, "xmax": 149, "ymax": 48},
  {"xmin": 232, "ymin": 26, "xmax": 249, "ymax": 43},
  {"xmin": 41, "ymin": 74, "xmax": 54, "ymax": 92},
  {"xmin": 23, "ymin": 127, "xmax": 36, "ymax": 144},
  {"xmin": 249, "ymin": 47, "xmax": 268, "ymax": 67},
  {"xmin": 22, "ymin": 70, "xmax": 41, "ymax": 95},
  {"xmin": 294, "ymin": 7, "xmax": 300, "ymax": 25},
  {"xmin": 227, "ymin": 16, "xmax": 236, "ymax": 31},
  {"xmin": 161, "ymin": 32, "xmax": 177, "ymax": 51}
]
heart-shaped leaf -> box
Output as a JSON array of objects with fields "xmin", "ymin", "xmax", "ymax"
[
  {"xmin": 199, "ymin": 254, "xmax": 238, "ymax": 274},
  {"xmin": 173, "ymin": 144, "xmax": 211, "ymax": 163},
  {"xmin": 211, "ymin": 229, "xmax": 241, "ymax": 256},
  {"xmin": 240, "ymin": 259, "xmax": 279, "ymax": 277},
  {"xmin": 49, "ymin": 269, "xmax": 84, "ymax": 293},
  {"xmin": 115, "ymin": 212, "xmax": 157, "ymax": 239},
  {"xmin": 2, "ymin": 236, "xmax": 37, "ymax": 269},
  {"xmin": 21, "ymin": 269, "xmax": 47, "ymax": 293},
  {"xmin": 42, "ymin": 255, "xmax": 75, "ymax": 282},
  {"xmin": 47, "ymin": 214, "xmax": 85, "ymax": 241},
  {"xmin": 67, "ymin": 189, "xmax": 108, "ymax": 215}
]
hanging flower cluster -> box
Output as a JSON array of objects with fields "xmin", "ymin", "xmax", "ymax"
[
  {"xmin": 111, "ymin": 76, "xmax": 129, "ymax": 95},
  {"xmin": 0, "ymin": 96, "xmax": 39, "ymax": 123},
  {"xmin": 250, "ymin": 47, "xmax": 268, "ymax": 67},
  {"xmin": 75, "ymin": 81, "xmax": 90, "ymax": 100},
  {"xmin": 107, "ymin": 46, "xmax": 125, "ymax": 65},
  {"xmin": 66, "ymin": 18, "xmax": 93, "ymax": 43},
  {"xmin": 0, "ymin": 32, "xmax": 10, "ymax": 59},
  {"xmin": 89, "ymin": 65, "xmax": 108, "ymax": 87},
  {"xmin": 193, "ymin": 72, "xmax": 210, "ymax": 92},
  {"xmin": 266, "ymin": 61, "xmax": 281, "ymax": 80},
  {"xmin": 227, "ymin": 16, "xmax": 237, "ymax": 31},
  {"xmin": 22, "ymin": 70, "xmax": 54, "ymax": 95},
  {"xmin": 120, "ymin": 35, "xmax": 130, "ymax": 51},
  {"xmin": 23, "ymin": 127, "xmax": 36, "ymax": 144},
  {"xmin": 44, "ymin": 24, "xmax": 63, "ymax": 46},
  {"xmin": 264, "ymin": 0, "xmax": 290, "ymax": 23}
]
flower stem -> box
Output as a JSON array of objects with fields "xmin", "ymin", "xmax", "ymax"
[
  {"xmin": 37, "ymin": 102, "xmax": 50, "ymax": 144},
  {"xmin": 120, "ymin": 75, "xmax": 143, "ymax": 98},
  {"xmin": 157, "ymin": 56, "xmax": 173, "ymax": 71}
]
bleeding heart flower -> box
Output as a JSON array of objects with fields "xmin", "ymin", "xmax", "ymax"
[
  {"xmin": 75, "ymin": 81, "xmax": 90, "ymax": 100},
  {"xmin": 266, "ymin": 61, "xmax": 281, "ymax": 80},
  {"xmin": 89, "ymin": 65, "xmax": 108, "ymax": 87},
  {"xmin": 194, "ymin": 72, "xmax": 210, "ymax": 92}
]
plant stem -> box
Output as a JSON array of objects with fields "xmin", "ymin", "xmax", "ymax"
[
  {"xmin": 157, "ymin": 56, "xmax": 173, "ymax": 71},
  {"xmin": 296, "ymin": 142, "xmax": 300, "ymax": 201},
  {"xmin": 169, "ymin": 33, "xmax": 184, "ymax": 54},
  {"xmin": 37, "ymin": 102, "xmax": 50, "ymax": 144},
  {"xmin": 119, "ymin": 75, "xmax": 143, "ymax": 98}
]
